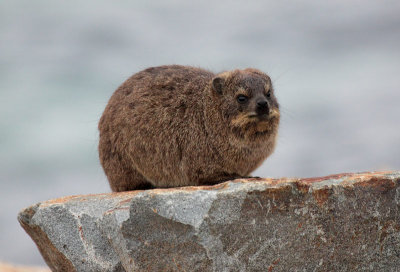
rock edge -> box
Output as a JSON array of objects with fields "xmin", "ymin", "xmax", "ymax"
[{"xmin": 19, "ymin": 171, "xmax": 400, "ymax": 271}]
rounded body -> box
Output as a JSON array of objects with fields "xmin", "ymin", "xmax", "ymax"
[{"xmin": 99, "ymin": 65, "xmax": 280, "ymax": 191}]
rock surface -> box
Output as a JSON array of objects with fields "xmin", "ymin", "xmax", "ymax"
[
  {"xmin": 0, "ymin": 262, "xmax": 50, "ymax": 272},
  {"xmin": 19, "ymin": 171, "xmax": 400, "ymax": 271}
]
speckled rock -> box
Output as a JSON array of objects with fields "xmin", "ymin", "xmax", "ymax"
[{"xmin": 19, "ymin": 171, "xmax": 400, "ymax": 271}]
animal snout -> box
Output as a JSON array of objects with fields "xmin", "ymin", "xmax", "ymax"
[{"xmin": 256, "ymin": 99, "xmax": 269, "ymax": 115}]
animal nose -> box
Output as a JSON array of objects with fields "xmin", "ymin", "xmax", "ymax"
[
  {"xmin": 257, "ymin": 100, "xmax": 268, "ymax": 108},
  {"xmin": 256, "ymin": 99, "xmax": 270, "ymax": 115}
]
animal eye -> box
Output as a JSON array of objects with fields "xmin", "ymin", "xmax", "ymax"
[
  {"xmin": 266, "ymin": 91, "xmax": 271, "ymax": 98},
  {"xmin": 236, "ymin": 95, "xmax": 248, "ymax": 104}
]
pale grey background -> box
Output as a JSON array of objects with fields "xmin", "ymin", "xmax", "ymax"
[{"xmin": 1, "ymin": 0, "xmax": 399, "ymax": 266}]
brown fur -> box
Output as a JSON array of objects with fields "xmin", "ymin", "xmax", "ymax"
[{"xmin": 98, "ymin": 65, "xmax": 280, "ymax": 191}]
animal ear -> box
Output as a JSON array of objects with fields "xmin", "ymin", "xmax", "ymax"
[{"xmin": 212, "ymin": 77, "xmax": 224, "ymax": 95}]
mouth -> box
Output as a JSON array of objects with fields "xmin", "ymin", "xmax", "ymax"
[
  {"xmin": 248, "ymin": 109, "xmax": 280, "ymax": 121},
  {"xmin": 231, "ymin": 110, "xmax": 280, "ymax": 129},
  {"xmin": 248, "ymin": 113, "xmax": 270, "ymax": 121}
]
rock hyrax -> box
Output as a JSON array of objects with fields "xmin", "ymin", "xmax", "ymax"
[{"xmin": 98, "ymin": 65, "xmax": 280, "ymax": 192}]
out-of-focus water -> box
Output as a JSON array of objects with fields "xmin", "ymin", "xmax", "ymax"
[{"xmin": 1, "ymin": 0, "xmax": 399, "ymax": 265}]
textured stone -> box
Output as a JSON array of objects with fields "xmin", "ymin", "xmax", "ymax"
[
  {"xmin": 19, "ymin": 171, "xmax": 400, "ymax": 271},
  {"xmin": 0, "ymin": 262, "xmax": 50, "ymax": 272}
]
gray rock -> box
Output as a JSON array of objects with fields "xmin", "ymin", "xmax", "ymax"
[{"xmin": 19, "ymin": 171, "xmax": 400, "ymax": 271}]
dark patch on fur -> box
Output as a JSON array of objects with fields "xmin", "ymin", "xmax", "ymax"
[
  {"xmin": 160, "ymin": 84, "xmax": 175, "ymax": 91},
  {"xmin": 133, "ymin": 182, "xmax": 155, "ymax": 190},
  {"xmin": 196, "ymin": 169, "xmax": 204, "ymax": 176},
  {"xmin": 178, "ymin": 101, "xmax": 187, "ymax": 115},
  {"xmin": 123, "ymin": 88, "xmax": 132, "ymax": 96},
  {"xmin": 176, "ymin": 139, "xmax": 183, "ymax": 162}
]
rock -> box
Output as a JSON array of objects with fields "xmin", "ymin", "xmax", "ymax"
[
  {"xmin": 0, "ymin": 262, "xmax": 50, "ymax": 272},
  {"xmin": 19, "ymin": 171, "xmax": 400, "ymax": 271}
]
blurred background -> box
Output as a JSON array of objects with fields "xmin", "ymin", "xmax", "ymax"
[{"xmin": 1, "ymin": 0, "xmax": 399, "ymax": 266}]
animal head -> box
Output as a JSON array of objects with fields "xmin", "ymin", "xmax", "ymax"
[{"xmin": 211, "ymin": 68, "xmax": 280, "ymax": 139}]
